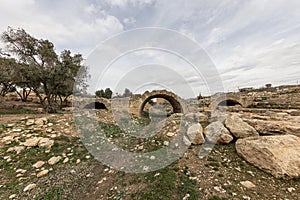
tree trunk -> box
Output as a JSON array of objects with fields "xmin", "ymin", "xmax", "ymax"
[{"xmin": 15, "ymin": 88, "xmax": 31, "ymax": 102}]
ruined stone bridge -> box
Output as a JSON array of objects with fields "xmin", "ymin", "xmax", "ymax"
[{"xmin": 75, "ymin": 90, "xmax": 259, "ymax": 117}]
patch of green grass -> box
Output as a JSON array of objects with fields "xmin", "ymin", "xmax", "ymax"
[
  {"xmin": 35, "ymin": 187, "xmax": 71, "ymax": 200},
  {"xmin": 209, "ymin": 196, "xmax": 228, "ymax": 200},
  {"xmin": 99, "ymin": 122, "xmax": 123, "ymax": 138},
  {"xmin": 209, "ymin": 162, "xmax": 220, "ymax": 168},
  {"xmin": 0, "ymin": 124, "xmax": 8, "ymax": 134},
  {"xmin": 0, "ymin": 108, "xmax": 39, "ymax": 115},
  {"xmin": 177, "ymin": 173, "xmax": 199, "ymax": 200},
  {"xmin": 15, "ymin": 146, "xmax": 49, "ymax": 170},
  {"xmin": 207, "ymin": 156, "xmax": 217, "ymax": 162},
  {"xmin": 221, "ymin": 161, "xmax": 229, "ymax": 168},
  {"xmin": 130, "ymin": 167, "xmax": 198, "ymax": 200},
  {"xmin": 134, "ymin": 168, "xmax": 177, "ymax": 200}
]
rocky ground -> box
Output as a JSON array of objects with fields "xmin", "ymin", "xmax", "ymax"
[{"xmin": 0, "ymin": 108, "xmax": 300, "ymax": 200}]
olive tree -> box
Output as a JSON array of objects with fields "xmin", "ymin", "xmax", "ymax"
[
  {"xmin": 0, "ymin": 56, "xmax": 17, "ymax": 96},
  {"xmin": 1, "ymin": 27, "xmax": 89, "ymax": 112}
]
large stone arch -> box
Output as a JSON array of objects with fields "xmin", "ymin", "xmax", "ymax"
[
  {"xmin": 80, "ymin": 97, "xmax": 111, "ymax": 110},
  {"xmin": 217, "ymin": 99, "xmax": 242, "ymax": 107},
  {"xmin": 84, "ymin": 102, "xmax": 108, "ymax": 109},
  {"xmin": 209, "ymin": 93, "xmax": 252, "ymax": 109},
  {"xmin": 128, "ymin": 90, "xmax": 188, "ymax": 117}
]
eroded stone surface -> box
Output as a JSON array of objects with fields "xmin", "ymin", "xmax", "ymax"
[
  {"xmin": 236, "ymin": 135, "xmax": 300, "ymax": 178},
  {"xmin": 204, "ymin": 121, "xmax": 233, "ymax": 144},
  {"xmin": 225, "ymin": 113, "xmax": 259, "ymax": 138},
  {"xmin": 187, "ymin": 123, "xmax": 204, "ymax": 145}
]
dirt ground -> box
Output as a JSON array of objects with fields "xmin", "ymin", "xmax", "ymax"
[{"xmin": 0, "ymin": 110, "xmax": 300, "ymax": 200}]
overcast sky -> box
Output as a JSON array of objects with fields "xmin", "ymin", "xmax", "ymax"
[{"xmin": 1, "ymin": 0, "xmax": 300, "ymax": 97}]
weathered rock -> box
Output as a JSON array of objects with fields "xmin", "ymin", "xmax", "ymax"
[
  {"xmin": 16, "ymin": 169, "xmax": 27, "ymax": 174},
  {"xmin": 9, "ymin": 194, "xmax": 17, "ymax": 199},
  {"xmin": 184, "ymin": 112, "xmax": 209, "ymax": 123},
  {"xmin": 12, "ymin": 128, "xmax": 22, "ymax": 132},
  {"xmin": 23, "ymin": 137, "xmax": 41, "ymax": 147},
  {"xmin": 2, "ymin": 136, "xmax": 14, "ymax": 144},
  {"xmin": 46, "ymin": 128, "xmax": 53, "ymax": 133},
  {"xmin": 166, "ymin": 132, "xmax": 175, "ymax": 137},
  {"xmin": 26, "ymin": 119, "xmax": 35, "ymax": 126},
  {"xmin": 37, "ymin": 169, "xmax": 49, "ymax": 178},
  {"xmin": 6, "ymin": 123, "xmax": 15, "ymax": 128},
  {"xmin": 236, "ymin": 135, "xmax": 300, "ymax": 178},
  {"xmin": 48, "ymin": 156, "xmax": 62, "ymax": 165},
  {"xmin": 7, "ymin": 146, "xmax": 25, "ymax": 154},
  {"xmin": 287, "ymin": 187, "xmax": 296, "ymax": 193},
  {"xmin": 187, "ymin": 123, "xmax": 204, "ymax": 145},
  {"xmin": 204, "ymin": 121, "xmax": 233, "ymax": 144},
  {"xmin": 32, "ymin": 161, "xmax": 45, "ymax": 168},
  {"xmin": 63, "ymin": 157, "xmax": 69, "ymax": 163},
  {"xmin": 23, "ymin": 183, "xmax": 36, "ymax": 192},
  {"xmin": 210, "ymin": 110, "xmax": 226, "ymax": 123},
  {"xmin": 183, "ymin": 136, "xmax": 191, "ymax": 146},
  {"xmin": 198, "ymin": 113, "xmax": 209, "ymax": 122},
  {"xmin": 243, "ymin": 118, "xmax": 300, "ymax": 137},
  {"xmin": 35, "ymin": 117, "xmax": 47, "ymax": 126},
  {"xmin": 240, "ymin": 181, "xmax": 256, "ymax": 189},
  {"xmin": 38, "ymin": 138, "xmax": 54, "ymax": 148},
  {"xmin": 225, "ymin": 114, "xmax": 259, "ymax": 138}
]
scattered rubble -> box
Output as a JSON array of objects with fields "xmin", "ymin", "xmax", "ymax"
[{"xmin": 23, "ymin": 183, "xmax": 36, "ymax": 192}]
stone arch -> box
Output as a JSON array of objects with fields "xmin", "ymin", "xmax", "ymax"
[
  {"xmin": 217, "ymin": 99, "xmax": 242, "ymax": 107},
  {"xmin": 210, "ymin": 93, "xmax": 247, "ymax": 109},
  {"xmin": 84, "ymin": 102, "xmax": 108, "ymax": 109},
  {"xmin": 82, "ymin": 97, "xmax": 111, "ymax": 110},
  {"xmin": 138, "ymin": 90, "xmax": 184, "ymax": 117}
]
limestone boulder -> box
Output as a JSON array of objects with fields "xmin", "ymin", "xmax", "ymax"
[
  {"xmin": 26, "ymin": 119, "xmax": 35, "ymax": 126},
  {"xmin": 187, "ymin": 123, "xmax": 204, "ymax": 145},
  {"xmin": 35, "ymin": 117, "xmax": 47, "ymax": 126},
  {"xmin": 48, "ymin": 156, "xmax": 61, "ymax": 165},
  {"xmin": 210, "ymin": 110, "xmax": 226, "ymax": 123},
  {"xmin": 236, "ymin": 135, "xmax": 300, "ymax": 178},
  {"xmin": 38, "ymin": 138, "xmax": 54, "ymax": 148},
  {"xmin": 23, "ymin": 183, "xmax": 36, "ymax": 192},
  {"xmin": 22, "ymin": 137, "xmax": 41, "ymax": 147},
  {"xmin": 244, "ymin": 119, "xmax": 300, "ymax": 137},
  {"xmin": 37, "ymin": 169, "xmax": 49, "ymax": 178},
  {"xmin": 198, "ymin": 113, "xmax": 208, "ymax": 122},
  {"xmin": 204, "ymin": 121, "xmax": 233, "ymax": 144},
  {"xmin": 225, "ymin": 114, "xmax": 259, "ymax": 138}
]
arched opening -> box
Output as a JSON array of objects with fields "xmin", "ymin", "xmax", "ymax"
[
  {"xmin": 84, "ymin": 102, "xmax": 107, "ymax": 110},
  {"xmin": 217, "ymin": 99, "xmax": 242, "ymax": 107},
  {"xmin": 139, "ymin": 95, "xmax": 182, "ymax": 118}
]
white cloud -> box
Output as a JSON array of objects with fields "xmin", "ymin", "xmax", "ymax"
[
  {"xmin": 104, "ymin": 0, "xmax": 156, "ymax": 8},
  {"xmin": 179, "ymin": 27, "xmax": 196, "ymax": 42},
  {"xmin": 84, "ymin": 4, "xmax": 98, "ymax": 14},
  {"xmin": 123, "ymin": 17, "xmax": 137, "ymax": 25},
  {"xmin": 0, "ymin": 1, "xmax": 124, "ymax": 55},
  {"xmin": 1, "ymin": 0, "xmax": 300, "ymax": 96}
]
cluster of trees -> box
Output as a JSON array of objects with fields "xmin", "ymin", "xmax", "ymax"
[
  {"xmin": 0, "ymin": 27, "xmax": 89, "ymax": 112},
  {"xmin": 95, "ymin": 88, "xmax": 133, "ymax": 99},
  {"xmin": 95, "ymin": 88, "xmax": 113, "ymax": 99}
]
